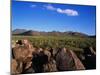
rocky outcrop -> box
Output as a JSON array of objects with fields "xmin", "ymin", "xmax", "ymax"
[{"xmin": 70, "ymin": 50, "xmax": 85, "ymax": 70}]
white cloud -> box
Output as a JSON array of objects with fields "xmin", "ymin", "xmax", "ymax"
[
  {"xmin": 57, "ymin": 8, "xmax": 64, "ymax": 13},
  {"xmin": 30, "ymin": 4, "xmax": 79, "ymax": 16},
  {"xmin": 63, "ymin": 9, "xmax": 79, "ymax": 16},
  {"xmin": 44, "ymin": 4, "xmax": 79, "ymax": 16},
  {"xmin": 43, "ymin": 4, "xmax": 56, "ymax": 10},
  {"xmin": 57, "ymin": 9, "xmax": 79, "ymax": 16}
]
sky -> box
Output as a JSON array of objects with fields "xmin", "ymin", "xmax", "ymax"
[{"xmin": 12, "ymin": 0, "xmax": 96, "ymax": 35}]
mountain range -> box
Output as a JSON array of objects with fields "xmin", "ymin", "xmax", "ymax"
[{"xmin": 12, "ymin": 29, "xmax": 95, "ymax": 38}]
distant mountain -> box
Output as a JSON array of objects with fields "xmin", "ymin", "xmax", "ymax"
[
  {"xmin": 19, "ymin": 30, "xmax": 41, "ymax": 36},
  {"xmin": 64, "ymin": 31, "xmax": 88, "ymax": 37},
  {"xmin": 12, "ymin": 29, "xmax": 90, "ymax": 37},
  {"xmin": 12, "ymin": 29, "xmax": 27, "ymax": 34}
]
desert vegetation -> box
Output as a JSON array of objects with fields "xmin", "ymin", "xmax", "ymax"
[
  {"xmin": 11, "ymin": 34, "xmax": 96, "ymax": 74},
  {"xmin": 12, "ymin": 35, "xmax": 96, "ymax": 55}
]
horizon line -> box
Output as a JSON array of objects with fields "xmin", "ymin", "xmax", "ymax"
[{"xmin": 12, "ymin": 28, "xmax": 96, "ymax": 36}]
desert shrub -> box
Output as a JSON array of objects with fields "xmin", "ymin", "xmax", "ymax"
[{"xmin": 12, "ymin": 35, "xmax": 96, "ymax": 53}]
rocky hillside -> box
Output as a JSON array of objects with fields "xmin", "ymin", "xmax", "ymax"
[{"xmin": 12, "ymin": 29, "xmax": 92, "ymax": 37}]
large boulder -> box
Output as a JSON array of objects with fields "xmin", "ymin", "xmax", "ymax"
[
  {"xmin": 11, "ymin": 39, "xmax": 35, "ymax": 74},
  {"xmin": 70, "ymin": 50, "xmax": 85, "ymax": 70},
  {"xmin": 56, "ymin": 48, "xmax": 76, "ymax": 71},
  {"xmin": 43, "ymin": 58, "xmax": 57, "ymax": 72}
]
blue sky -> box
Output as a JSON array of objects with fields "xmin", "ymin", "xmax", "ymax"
[{"xmin": 12, "ymin": 0, "xmax": 96, "ymax": 35}]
